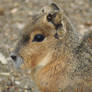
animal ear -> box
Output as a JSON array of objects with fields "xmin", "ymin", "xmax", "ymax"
[
  {"xmin": 50, "ymin": 3, "xmax": 60, "ymax": 11},
  {"xmin": 41, "ymin": 3, "xmax": 60, "ymax": 14}
]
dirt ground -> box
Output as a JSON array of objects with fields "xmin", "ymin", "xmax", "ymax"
[{"xmin": 0, "ymin": 0, "xmax": 92, "ymax": 92}]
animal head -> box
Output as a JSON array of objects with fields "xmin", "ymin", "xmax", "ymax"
[{"xmin": 10, "ymin": 3, "xmax": 75, "ymax": 77}]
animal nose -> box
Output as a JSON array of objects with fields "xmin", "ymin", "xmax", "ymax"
[
  {"xmin": 10, "ymin": 53, "xmax": 17, "ymax": 61},
  {"xmin": 11, "ymin": 55, "xmax": 17, "ymax": 61}
]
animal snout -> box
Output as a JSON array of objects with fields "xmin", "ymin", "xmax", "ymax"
[
  {"xmin": 10, "ymin": 53, "xmax": 17, "ymax": 62},
  {"xmin": 10, "ymin": 52, "xmax": 23, "ymax": 68}
]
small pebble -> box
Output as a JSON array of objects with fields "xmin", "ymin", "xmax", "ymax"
[
  {"xmin": 0, "ymin": 7, "xmax": 4, "ymax": 15},
  {"xmin": 15, "ymin": 81, "xmax": 20, "ymax": 85},
  {"xmin": 0, "ymin": 53, "xmax": 7, "ymax": 64},
  {"xmin": 11, "ymin": 8, "xmax": 18, "ymax": 14},
  {"xmin": 0, "ymin": 72, "xmax": 10, "ymax": 76},
  {"xmin": 16, "ymin": 23, "xmax": 25, "ymax": 30}
]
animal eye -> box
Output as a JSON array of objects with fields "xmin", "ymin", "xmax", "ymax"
[
  {"xmin": 23, "ymin": 35, "xmax": 30, "ymax": 43},
  {"xmin": 32, "ymin": 34, "xmax": 45, "ymax": 42}
]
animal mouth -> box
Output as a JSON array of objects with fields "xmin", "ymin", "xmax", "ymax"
[{"xmin": 12, "ymin": 55, "xmax": 24, "ymax": 69}]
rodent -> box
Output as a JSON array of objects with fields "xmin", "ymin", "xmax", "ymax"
[{"xmin": 11, "ymin": 3, "xmax": 92, "ymax": 92}]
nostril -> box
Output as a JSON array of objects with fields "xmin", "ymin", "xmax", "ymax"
[{"xmin": 11, "ymin": 55, "xmax": 17, "ymax": 61}]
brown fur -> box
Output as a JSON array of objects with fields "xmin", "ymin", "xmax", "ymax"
[{"xmin": 12, "ymin": 3, "xmax": 92, "ymax": 92}]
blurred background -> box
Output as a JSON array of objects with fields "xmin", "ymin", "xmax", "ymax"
[{"xmin": 0, "ymin": 0, "xmax": 92, "ymax": 92}]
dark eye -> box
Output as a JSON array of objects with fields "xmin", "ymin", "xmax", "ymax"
[{"xmin": 32, "ymin": 34, "xmax": 45, "ymax": 42}]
